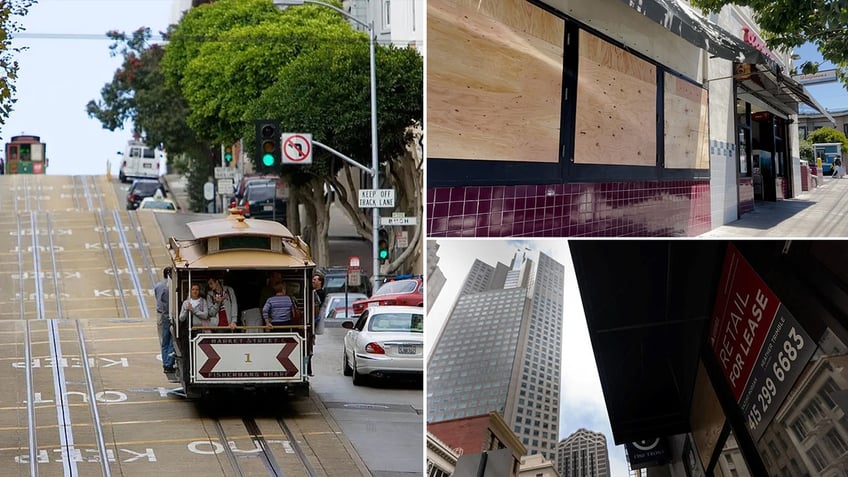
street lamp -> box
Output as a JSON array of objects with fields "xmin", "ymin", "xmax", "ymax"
[{"xmin": 274, "ymin": 0, "xmax": 381, "ymax": 292}]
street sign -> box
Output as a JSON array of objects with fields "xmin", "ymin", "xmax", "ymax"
[
  {"xmin": 380, "ymin": 216, "xmax": 417, "ymax": 226},
  {"xmin": 203, "ymin": 182, "xmax": 215, "ymax": 201},
  {"xmin": 358, "ymin": 189, "xmax": 395, "ymax": 208},
  {"xmin": 395, "ymin": 230, "xmax": 409, "ymax": 248},
  {"xmin": 214, "ymin": 166, "xmax": 237, "ymax": 179},
  {"xmin": 281, "ymin": 133, "xmax": 313, "ymax": 164},
  {"xmin": 348, "ymin": 256, "xmax": 361, "ymax": 287},
  {"xmin": 217, "ymin": 179, "xmax": 233, "ymax": 195},
  {"xmin": 792, "ymin": 68, "xmax": 838, "ymax": 86}
]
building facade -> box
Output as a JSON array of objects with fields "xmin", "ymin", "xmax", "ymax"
[
  {"xmin": 344, "ymin": 0, "xmax": 423, "ymax": 49},
  {"xmin": 426, "ymin": 0, "xmax": 832, "ymax": 237},
  {"xmin": 557, "ymin": 428, "xmax": 611, "ymax": 477},
  {"xmin": 798, "ymin": 108, "xmax": 848, "ymax": 140},
  {"xmin": 427, "ymin": 241, "xmax": 447, "ymax": 313},
  {"xmin": 428, "ymin": 250, "xmax": 564, "ymax": 461}
]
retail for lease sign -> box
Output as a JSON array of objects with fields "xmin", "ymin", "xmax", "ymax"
[{"xmin": 709, "ymin": 244, "xmax": 815, "ymax": 441}]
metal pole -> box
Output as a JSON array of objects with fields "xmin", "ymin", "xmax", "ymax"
[{"xmin": 369, "ymin": 22, "xmax": 380, "ymax": 292}]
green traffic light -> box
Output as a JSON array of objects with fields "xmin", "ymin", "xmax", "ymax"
[
  {"xmin": 379, "ymin": 250, "xmax": 388, "ymax": 259},
  {"xmin": 262, "ymin": 153, "xmax": 274, "ymax": 166},
  {"xmin": 225, "ymin": 153, "xmax": 233, "ymax": 162}
]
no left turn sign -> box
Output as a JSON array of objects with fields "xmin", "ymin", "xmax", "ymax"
[{"xmin": 282, "ymin": 133, "xmax": 313, "ymax": 164}]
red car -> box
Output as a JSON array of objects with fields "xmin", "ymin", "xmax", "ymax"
[{"xmin": 352, "ymin": 278, "xmax": 423, "ymax": 316}]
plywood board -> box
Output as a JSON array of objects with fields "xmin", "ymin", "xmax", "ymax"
[
  {"xmin": 664, "ymin": 73, "xmax": 709, "ymax": 169},
  {"xmin": 574, "ymin": 30, "xmax": 656, "ymax": 166},
  {"xmin": 428, "ymin": 0, "xmax": 564, "ymax": 163}
]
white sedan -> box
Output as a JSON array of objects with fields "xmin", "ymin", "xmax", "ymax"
[
  {"xmin": 138, "ymin": 196, "xmax": 177, "ymax": 213},
  {"xmin": 342, "ymin": 305, "xmax": 423, "ymax": 385}
]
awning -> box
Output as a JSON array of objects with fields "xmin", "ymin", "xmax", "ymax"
[
  {"xmin": 736, "ymin": 63, "xmax": 837, "ymax": 124},
  {"xmin": 620, "ymin": 0, "xmax": 836, "ymax": 124},
  {"xmin": 619, "ymin": 0, "xmax": 777, "ymax": 70}
]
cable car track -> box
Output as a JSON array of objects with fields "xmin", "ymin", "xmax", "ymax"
[{"xmin": 212, "ymin": 415, "xmax": 318, "ymax": 477}]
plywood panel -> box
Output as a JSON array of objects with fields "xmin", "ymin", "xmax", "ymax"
[
  {"xmin": 428, "ymin": 0, "xmax": 564, "ymax": 163},
  {"xmin": 665, "ymin": 73, "xmax": 709, "ymax": 169},
  {"xmin": 574, "ymin": 30, "xmax": 656, "ymax": 166}
]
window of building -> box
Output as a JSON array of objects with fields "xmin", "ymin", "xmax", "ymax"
[
  {"xmin": 826, "ymin": 428, "xmax": 848, "ymax": 457},
  {"xmin": 383, "ymin": 0, "xmax": 391, "ymax": 29},
  {"xmin": 428, "ymin": 0, "xmax": 708, "ymax": 187},
  {"xmin": 806, "ymin": 444, "xmax": 828, "ymax": 472}
]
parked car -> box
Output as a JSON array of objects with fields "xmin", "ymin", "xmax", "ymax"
[
  {"xmin": 238, "ymin": 181, "xmax": 286, "ymax": 224},
  {"xmin": 321, "ymin": 266, "xmax": 372, "ymax": 297},
  {"xmin": 351, "ymin": 277, "xmax": 423, "ymax": 316},
  {"xmin": 318, "ymin": 292, "xmax": 368, "ymax": 322},
  {"xmin": 230, "ymin": 175, "xmax": 287, "ymax": 212},
  {"xmin": 126, "ymin": 179, "xmax": 167, "ymax": 210},
  {"xmin": 342, "ymin": 305, "xmax": 423, "ymax": 385}
]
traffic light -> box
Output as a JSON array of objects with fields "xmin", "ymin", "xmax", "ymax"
[
  {"xmin": 378, "ymin": 228, "xmax": 389, "ymax": 262},
  {"xmin": 254, "ymin": 119, "xmax": 281, "ymax": 167},
  {"xmin": 224, "ymin": 145, "xmax": 233, "ymax": 164}
]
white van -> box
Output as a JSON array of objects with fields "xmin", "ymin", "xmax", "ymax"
[{"xmin": 118, "ymin": 140, "xmax": 163, "ymax": 183}]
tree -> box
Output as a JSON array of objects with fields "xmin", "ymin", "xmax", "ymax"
[
  {"xmin": 807, "ymin": 127, "xmax": 848, "ymax": 153},
  {"xmin": 0, "ymin": 0, "xmax": 36, "ymax": 129},
  {"xmin": 247, "ymin": 42, "xmax": 423, "ymax": 271},
  {"xmin": 691, "ymin": 0, "xmax": 848, "ymax": 89},
  {"xmin": 87, "ymin": 28, "xmax": 214, "ymax": 212}
]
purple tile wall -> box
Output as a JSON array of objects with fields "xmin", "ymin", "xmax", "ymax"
[
  {"xmin": 427, "ymin": 181, "xmax": 711, "ymax": 237},
  {"xmin": 739, "ymin": 178, "xmax": 754, "ymax": 216}
]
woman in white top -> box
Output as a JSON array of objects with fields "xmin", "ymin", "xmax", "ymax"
[
  {"xmin": 179, "ymin": 283, "xmax": 209, "ymax": 329},
  {"xmin": 207, "ymin": 277, "xmax": 238, "ymax": 330}
]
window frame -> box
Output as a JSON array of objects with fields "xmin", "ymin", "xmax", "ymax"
[{"xmin": 427, "ymin": 1, "xmax": 709, "ymax": 187}]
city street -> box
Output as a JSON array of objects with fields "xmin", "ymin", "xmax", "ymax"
[{"xmin": 701, "ymin": 174, "xmax": 848, "ymax": 236}]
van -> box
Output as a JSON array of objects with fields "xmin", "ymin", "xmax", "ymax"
[
  {"xmin": 118, "ymin": 140, "xmax": 163, "ymax": 183},
  {"xmin": 239, "ymin": 181, "xmax": 287, "ymax": 224}
]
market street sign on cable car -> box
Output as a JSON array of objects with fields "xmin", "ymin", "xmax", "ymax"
[
  {"xmin": 281, "ymin": 133, "xmax": 312, "ymax": 164},
  {"xmin": 358, "ymin": 189, "xmax": 395, "ymax": 208},
  {"xmin": 194, "ymin": 335, "xmax": 303, "ymax": 381}
]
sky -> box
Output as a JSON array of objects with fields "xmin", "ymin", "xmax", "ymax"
[
  {"xmin": 3, "ymin": 0, "xmax": 183, "ymax": 176},
  {"xmin": 792, "ymin": 42, "xmax": 848, "ymax": 112},
  {"xmin": 426, "ymin": 239, "xmax": 631, "ymax": 477}
]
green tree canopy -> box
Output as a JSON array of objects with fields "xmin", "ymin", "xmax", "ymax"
[
  {"xmin": 807, "ymin": 127, "xmax": 848, "ymax": 154},
  {"xmin": 0, "ymin": 0, "xmax": 36, "ymax": 129},
  {"xmin": 691, "ymin": 0, "xmax": 848, "ymax": 88}
]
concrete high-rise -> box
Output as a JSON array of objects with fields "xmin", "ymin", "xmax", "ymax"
[
  {"xmin": 557, "ymin": 428, "xmax": 611, "ymax": 477},
  {"xmin": 426, "ymin": 241, "xmax": 446, "ymax": 313},
  {"xmin": 427, "ymin": 249, "xmax": 564, "ymax": 461}
]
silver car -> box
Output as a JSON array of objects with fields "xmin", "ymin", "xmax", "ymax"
[{"xmin": 342, "ymin": 305, "xmax": 424, "ymax": 385}]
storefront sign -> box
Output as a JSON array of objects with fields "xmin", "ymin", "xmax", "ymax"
[
  {"xmin": 710, "ymin": 245, "xmax": 815, "ymax": 441},
  {"xmin": 741, "ymin": 26, "xmax": 776, "ymax": 63},
  {"xmin": 625, "ymin": 438, "xmax": 670, "ymax": 469}
]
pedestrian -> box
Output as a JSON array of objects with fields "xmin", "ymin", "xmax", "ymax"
[
  {"xmin": 154, "ymin": 266, "xmax": 175, "ymax": 376},
  {"xmin": 312, "ymin": 272, "xmax": 326, "ymax": 333},
  {"xmin": 262, "ymin": 282, "xmax": 294, "ymax": 328},
  {"xmin": 179, "ymin": 283, "xmax": 210, "ymax": 332},
  {"xmin": 207, "ymin": 277, "xmax": 238, "ymax": 331}
]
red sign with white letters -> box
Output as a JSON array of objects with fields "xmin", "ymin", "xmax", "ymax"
[{"xmin": 709, "ymin": 244, "xmax": 780, "ymax": 401}]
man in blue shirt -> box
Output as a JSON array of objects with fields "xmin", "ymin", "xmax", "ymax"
[{"xmin": 154, "ymin": 267, "xmax": 175, "ymax": 376}]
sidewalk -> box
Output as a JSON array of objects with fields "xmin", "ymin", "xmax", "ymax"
[
  {"xmin": 161, "ymin": 174, "xmax": 361, "ymax": 239},
  {"xmin": 701, "ymin": 176, "xmax": 848, "ymax": 237}
]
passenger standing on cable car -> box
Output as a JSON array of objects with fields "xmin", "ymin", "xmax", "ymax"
[
  {"xmin": 262, "ymin": 282, "xmax": 293, "ymax": 328},
  {"xmin": 207, "ymin": 277, "xmax": 238, "ymax": 331},
  {"xmin": 154, "ymin": 266, "xmax": 175, "ymax": 375},
  {"xmin": 179, "ymin": 283, "xmax": 210, "ymax": 332}
]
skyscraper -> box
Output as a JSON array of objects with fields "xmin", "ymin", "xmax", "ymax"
[
  {"xmin": 557, "ymin": 428, "xmax": 611, "ymax": 477},
  {"xmin": 426, "ymin": 241, "xmax": 447, "ymax": 313},
  {"xmin": 428, "ymin": 249, "xmax": 565, "ymax": 461}
]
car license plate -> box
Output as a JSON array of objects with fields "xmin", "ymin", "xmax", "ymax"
[
  {"xmin": 397, "ymin": 344, "xmax": 416, "ymax": 355},
  {"xmin": 263, "ymin": 205, "xmax": 273, "ymax": 211},
  {"xmin": 143, "ymin": 163, "xmax": 152, "ymax": 168}
]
